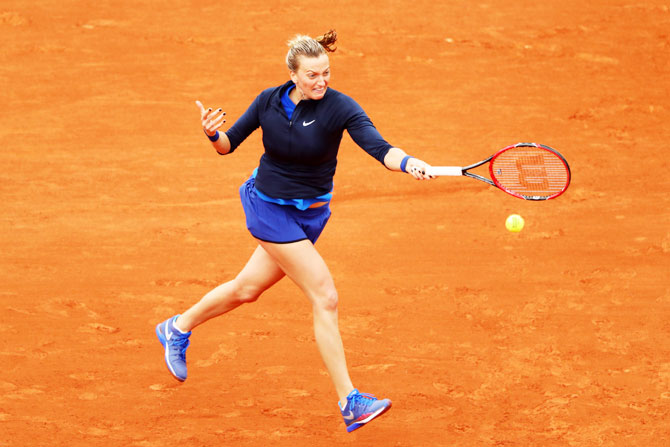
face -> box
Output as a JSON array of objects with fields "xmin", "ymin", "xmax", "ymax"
[{"xmin": 290, "ymin": 53, "xmax": 330, "ymax": 100}]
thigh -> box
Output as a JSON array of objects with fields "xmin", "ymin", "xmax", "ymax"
[
  {"xmin": 235, "ymin": 245, "xmax": 286, "ymax": 292},
  {"xmin": 256, "ymin": 239, "xmax": 334, "ymax": 299}
]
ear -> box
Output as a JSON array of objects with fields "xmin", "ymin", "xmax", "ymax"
[{"xmin": 289, "ymin": 70, "xmax": 298, "ymax": 84}]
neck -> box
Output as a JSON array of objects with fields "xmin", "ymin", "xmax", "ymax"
[{"xmin": 289, "ymin": 85, "xmax": 306, "ymax": 104}]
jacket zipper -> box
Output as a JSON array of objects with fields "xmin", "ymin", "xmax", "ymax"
[{"xmin": 288, "ymin": 102, "xmax": 303, "ymax": 157}]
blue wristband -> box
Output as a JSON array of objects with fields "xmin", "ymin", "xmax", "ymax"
[
  {"xmin": 205, "ymin": 130, "xmax": 220, "ymax": 142},
  {"xmin": 400, "ymin": 155, "xmax": 414, "ymax": 173}
]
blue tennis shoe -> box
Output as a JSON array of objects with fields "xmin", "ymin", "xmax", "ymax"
[
  {"xmin": 340, "ymin": 389, "xmax": 392, "ymax": 432},
  {"xmin": 156, "ymin": 315, "xmax": 191, "ymax": 382}
]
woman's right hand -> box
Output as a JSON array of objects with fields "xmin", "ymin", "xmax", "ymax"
[{"xmin": 195, "ymin": 100, "xmax": 226, "ymax": 136}]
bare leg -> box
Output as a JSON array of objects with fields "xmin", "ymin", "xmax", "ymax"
[
  {"xmin": 258, "ymin": 239, "xmax": 355, "ymax": 403},
  {"xmin": 176, "ymin": 245, "xmax": 285, "ymax": 332}
]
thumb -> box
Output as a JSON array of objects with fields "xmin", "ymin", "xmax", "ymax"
[{"xmin": 195, "ymin": 100, "xmax": 205, "ymax": 113}]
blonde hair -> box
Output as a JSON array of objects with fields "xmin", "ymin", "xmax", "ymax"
[{"xmin": 286, "ymin": 30, "xmax": 337, "ymax": 72}]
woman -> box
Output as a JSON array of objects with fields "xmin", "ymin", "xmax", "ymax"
[{"xmin": 156, "ymin": 30, "xmax": 434, "ymax": 433}]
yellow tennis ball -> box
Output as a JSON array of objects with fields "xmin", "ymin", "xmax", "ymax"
[{"xmin": 505, "ymin": 214, "xmax": 525, "ymax": 232}]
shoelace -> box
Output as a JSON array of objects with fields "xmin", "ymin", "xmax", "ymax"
[
  {"xmin": 171, "ymin": 336, "xmax": 190, "ymax": 360},
  {"xmin": 350, "ymin": 392, "xmax": 377, "ymax": 411}
]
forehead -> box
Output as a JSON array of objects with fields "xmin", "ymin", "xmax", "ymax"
[{"xmin": 296, "ymin": 53, "xmax": 330, "ymax": 72}]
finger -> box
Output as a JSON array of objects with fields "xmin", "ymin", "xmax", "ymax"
[
  {"xmin": 411, "ymin": 161, "xmax": 430, "ymax": 179},
  {"xmin": 412, "ymin": 166, "xmax": 429, "ymax": 179},
  {"xmin": 209, "ymin": 115, "xmax": 227, "ymax": 131},
  {"xmin": 213, "ymin": 112, "xmax": 227, "ymax": 124},
  {"xmin": 195, "ymin": 100, "xmax": 207, "ymax": 119},
  {"xmin": 204, "ymin": 109, "xmax": 225, "ymax": 126},
  {"xmin": 209, "ymin": 108, "xmax": 225, "ymax": 119},
  {"xmin": 423, "ymin": 164, "xmax": 434, "ymax": 179}
]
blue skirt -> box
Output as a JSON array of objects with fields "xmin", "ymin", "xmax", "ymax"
[{"xmin": 239, "ymin": 176, "xmax": 331, "ymax": 244}]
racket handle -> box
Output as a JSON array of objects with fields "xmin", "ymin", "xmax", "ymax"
[{"xmin": 426, "ymin": 166, "xmax": 463, "ymax": 176}]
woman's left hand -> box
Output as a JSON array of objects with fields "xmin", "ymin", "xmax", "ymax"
[{"xmin": 406, "ymin": 157, "xmax": 434, "ymax": 180}]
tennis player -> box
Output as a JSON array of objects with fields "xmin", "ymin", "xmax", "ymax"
[{"xmin": 156, "ymin": 30, "xmax": 434, "ymax": 433}]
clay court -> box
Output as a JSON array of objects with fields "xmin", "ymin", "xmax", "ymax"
[{"xmin": 2, "ymin": 0, "xmax": 669, "ymax": 445}]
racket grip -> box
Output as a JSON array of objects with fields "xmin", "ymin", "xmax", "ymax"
[{"xmin": 426, "ymin": 166, "xmax": 463, "ymax": 176}]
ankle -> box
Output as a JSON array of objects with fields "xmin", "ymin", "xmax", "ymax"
[
  {"xmin": 338, "ymin": 388, "xmax": 356, "ymax": 407},
  {"xmin": 173, "ymin": 316, "xmax": 190, "ymax": 334}
]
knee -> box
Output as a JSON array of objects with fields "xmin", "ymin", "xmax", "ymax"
[
  {"xmin": 313, "ymin": 287, "xmax": 339, "ymax": 313},
  {"xmin": 231, "ymin": 279, "xmax": 264, "ymax": 304}
]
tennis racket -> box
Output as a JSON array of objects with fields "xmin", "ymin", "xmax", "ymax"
[{"xmin": 426, "ymin": 142, "xmax": 571, "ymax": 200}]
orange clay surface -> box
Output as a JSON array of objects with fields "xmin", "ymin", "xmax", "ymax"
[{"xmin": 2, "ymin": 1, "xmax": 669, "ymax": 446}]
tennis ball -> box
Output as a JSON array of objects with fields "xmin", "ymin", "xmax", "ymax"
[{"xmin": 505, "ymin": 214, "xmax": 525, "ymax": 232}]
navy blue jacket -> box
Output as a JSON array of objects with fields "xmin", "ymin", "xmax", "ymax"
[{"xmin": 225, "ymin": 81, "xmax": 393, "ymax": 198}]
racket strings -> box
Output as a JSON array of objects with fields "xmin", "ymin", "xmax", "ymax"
[{"xmin": 490, "ymin": 147, "xmax": 570, "ymax": 199}]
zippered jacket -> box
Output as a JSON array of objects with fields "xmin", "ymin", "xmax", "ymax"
[{"xmin": 225, "ymin": 81, "xmax": 393, "ymax": 199}]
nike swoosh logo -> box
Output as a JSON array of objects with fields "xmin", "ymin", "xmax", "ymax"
[
  {"xmin": 166, "ymin": 327, "xmax": 174, "ymax": 341},
  {"xmin": 343, "ymin": 410, "xmax": 354, "ymax": 421},
  {"xmin": 302, "ymin": 120, "xmax": 315, "ymax": 127}
]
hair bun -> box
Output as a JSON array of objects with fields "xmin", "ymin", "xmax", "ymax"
[
  {"xmin": 285, "ymin": 30, "xmax": 338, "ymax": 71},
  {"xmin": 316, "ymin": 29, "xmax": 337, "ymax": 53}
]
